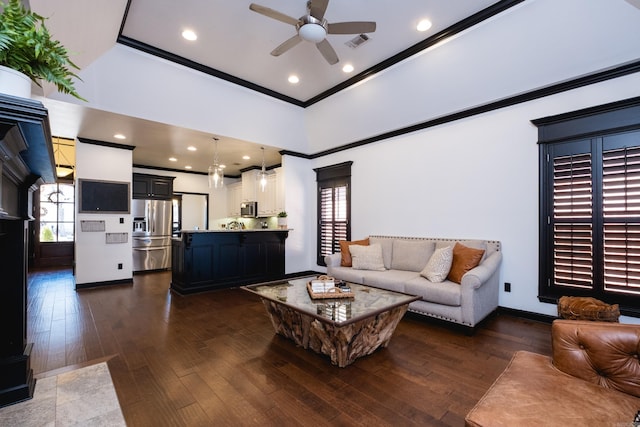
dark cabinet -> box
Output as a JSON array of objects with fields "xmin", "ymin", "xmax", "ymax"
[
  {"xmin": 133, "ymin": 173, "xmax": 175, "ymax": 199},
  {"xmin": 171, "ymin": 230, "xmax": 288, "ymax": 294}
]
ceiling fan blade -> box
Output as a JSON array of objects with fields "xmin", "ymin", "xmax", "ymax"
[
  {"xmin": 309, "ymin": 0, "xmax": 329, "ymax": 20},
  {"xmin": 327, "ymin": 21, "xmax": 376, "ymax": 34},
  {"xmin": 271, "ymin": 35, "xmax": 302, "ymax": 56},
  {"xmin": 316, "ymin": 39, "xmax": 339, "ymax": 65},
  {"xmin": 249, "ymin": 3, "xmax": 299, "ymax": 26}
]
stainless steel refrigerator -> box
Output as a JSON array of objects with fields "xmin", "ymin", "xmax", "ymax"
[{"xmin": 132, "ymin": 199, "xmax": 172, "ymax": 272}]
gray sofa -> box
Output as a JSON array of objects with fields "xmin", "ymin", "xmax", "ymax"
[{"xmin": 325, "ymin": 235, "xmax": 502, "ymax": 329}]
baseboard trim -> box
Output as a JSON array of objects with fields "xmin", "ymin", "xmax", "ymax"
[
  {"xmin": 75, "ymin": 278, "xmax": 133, "ymax": 290},
  {"xmin": 497, "ymin": 306, "xmax": 557, "ymax": 324}
]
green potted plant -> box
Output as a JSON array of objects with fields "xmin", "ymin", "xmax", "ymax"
[
  {"xmin": 0, "ymin": 0, "xmax": 85, "ymax": 100},
  {"xmin": 277, "ymin": 211, "xmax": 287, "ymax": 229}
]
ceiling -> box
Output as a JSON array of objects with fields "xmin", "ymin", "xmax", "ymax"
[
  {"xmin": 33, "ymin": 0, "xmax": 505, "ymax": 176},
  {"xmin": 119, "ymin": 0, "xmax": 500, "ymax": 104},
  {"xmin": 40, "ymin": 97, "xmax": 284, "ymax": 178}
]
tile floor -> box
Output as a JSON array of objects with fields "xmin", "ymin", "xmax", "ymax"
[{"xmin": 0, "ymin": 362, "xmax": 125, "ymax": 426}]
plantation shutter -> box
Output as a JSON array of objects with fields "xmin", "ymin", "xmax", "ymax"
[
  {"xmin": 552, "ymin": 152, "xmax": 594, "ymax": 290},
  {"xmin": 315, "ymin": 162, "xmax": 352, "ymax": 266},
  {"xmin": 536, "ymin": 98, "xmax": 640, "ymax": 312},
  {"xmin": 318, "ymin": 185, "xmax": 348, "ymax": 258},
  {"xmin": 602, "ymin": 145, "xmax": 640, "ymax": 295}
]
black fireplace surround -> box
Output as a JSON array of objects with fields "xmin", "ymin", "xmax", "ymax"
[{"xmin": 0, "ymin": 94, "xmax": 55, "ymax": 407}]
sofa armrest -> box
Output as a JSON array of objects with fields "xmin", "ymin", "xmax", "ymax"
[
  {"xmin": 459, "ymin": 251, "xmax": 502, "ymax": 327},
  {"xmin": 324, "ymin": 253, "xmax": 342, "ymax": 268},
  {"xmin": 461, "ymin": 250, "xmax": 502, "ymax": 289},
  {"xmin": 551, "ymin": 319, "xmax": 640, "ymax": 398}
]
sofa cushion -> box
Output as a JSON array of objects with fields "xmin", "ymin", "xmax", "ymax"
[
  {"xmin": 405, "ymin": 276, "xmax": 461, "ymax": 306},
  {"xmin": 339, "ymin": 238, "xmax": 369, "ymax": 267},
  {"xmin": 364, "ymin": 270, "xmax": 419, "ymax": 294},
  {"xmin": 327, "ymin": 267, "xmax": 398, "ymax": 288},
  {"xmin": 421, "ymin": 245, "xmax": 453, "ymax": 282},
  {"xmin": 465, "ymin": 351, "xmax": 640, "ymax": 427},
  {"xmin": 369, "ymin": 236, "xmax": 394, "ymax": 269},
  {"xmin": 447, "ymin": 242, "xmax": 485, "ymax": 284},
  {"xmin": 349, "ymin": 244, "xmax": 386, "ymax": 271},
  {"xmin": 327, "ymin": 266, "xmax": 366, "ymax": 284},
  {"xmin": 391, "ymin": 240, "xmax": 435, "ymax": 272}
]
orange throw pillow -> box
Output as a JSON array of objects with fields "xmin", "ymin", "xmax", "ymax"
[
  {"xmin": 447, "ymin": 242, "xmax": 485, "ymax": 284},
  {"xmin": 339, "ymin": 238, "xmax": 370, "ymax": 267}
]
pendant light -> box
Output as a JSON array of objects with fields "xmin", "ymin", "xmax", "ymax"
[
  {"xmin": 208, "ymin": 137, "xmax": 224, "ymax": 189},
  {"xmin": 259, "ymin": 147, "xmax": 267, "ymax": 192},
  {"xmin": 53, "ymin": 137, "xmax": 74, "ymax": 178}
]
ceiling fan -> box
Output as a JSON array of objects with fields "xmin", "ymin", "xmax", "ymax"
[{"xmin": 249, "ymin": 0, "xmax": 376, "ymax": 65}]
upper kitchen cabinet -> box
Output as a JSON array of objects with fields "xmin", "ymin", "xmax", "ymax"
[
  {"xmin": 241, "ymin": 170, "xmax": 258, "ymax": 202},
  {"xmin": 133, "ymin": 173, "xmax": 175, "ymax": 200},
  {"xmin": 227, "ymin": 182, "xmax": 242, "ymax": 217},
  {"xmin": 257, "ymin": 168, "xmax": 283, "ymax": 217}
]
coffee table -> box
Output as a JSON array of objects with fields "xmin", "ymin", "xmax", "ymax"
[{"xmin": 243, "ymin": 277, "xmax": 420, "ymax": 367}]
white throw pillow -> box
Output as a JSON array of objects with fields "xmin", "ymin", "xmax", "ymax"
[
  {"xmin": 421, "ymin": 245, "xmax": 453, "ymax": 282},
  {"xmin": 349, "ymin": 243, "xmax": 386, "ymax": 271}
]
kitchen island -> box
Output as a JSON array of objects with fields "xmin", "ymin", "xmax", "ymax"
[{"xmin": 171, "ymin": 229, "xmax": 289, "ymax": 295}]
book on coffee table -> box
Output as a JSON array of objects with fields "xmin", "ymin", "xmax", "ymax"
[{"xmin": 307, "ymin": 280, "xmax": 354, "ymax": 299}]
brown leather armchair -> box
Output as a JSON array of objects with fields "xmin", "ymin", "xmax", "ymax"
[{"xmin": 465, "ymin": 319, "xmax": 640, "ymax": 427}]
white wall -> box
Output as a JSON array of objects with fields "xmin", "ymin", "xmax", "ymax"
[
  {"xmin": 306, "ymin": 73, "xmax": 640, "ymax": 324},
  {"xmin": 280, "ymin": 155, "xmax": 315, "ymax": 274},
  {"xmin": 181, "ymin": 194, "xmax": 207, "ymax": 231},
  {"xmin": 304, "ymin": 0, "xmax": 640, "ymax": 151},
  {"xmin": 67, "ymin": 44, "xmax": 308, "ymax": 152},
  {"xmin": 75, "ymin": 142, "xmax": 133, "ymax": 284}
]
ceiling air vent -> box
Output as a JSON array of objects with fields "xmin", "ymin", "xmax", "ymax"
[{"xmin": 345, "ymin": 34, "xmax": 370, "ymax": 49}]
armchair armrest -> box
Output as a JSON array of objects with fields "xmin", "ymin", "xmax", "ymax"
[
  {"xmin": 324, "ymin": 253, "xmax": 342, "ymax": 268},
  {"xmin": 552, "ymin": 320, "xmax": 640, "ymax": 398}
]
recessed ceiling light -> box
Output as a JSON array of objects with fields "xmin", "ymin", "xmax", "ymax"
[
  {"xmin": 182, "ymin": 29, "xmax": 197, "ymax": 41},
  {"xmin": 113, "ymin": 133, "xmax": 126, "ymax": 140},
  {"xmin": 342, "ymin": 64, "xmax": 354, "ymax": 73},
  {"xmin": 169, "ymin": 157, "xmax": 177, "ymax": 162},
  {"xmin": 242, "ymin": 155, "xmax": 251, "ymax": 160},
  {"xmin": 187, "ymin": 146, "xmax": 197, "ymax": 151},
  {"xmin": 417, "ymin": 19, "xmax": 432, "ymax": 32},
  {"xmin": 288, "ymin": 75, "xmax": 299, "ymax": 84},
  {"xmin": 184, "ymin": 165, "xmax": 192, "ymax": 170}
]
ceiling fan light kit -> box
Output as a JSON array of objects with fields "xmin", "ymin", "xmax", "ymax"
[
  {"xmin": 298, "ymin": 21, "xmax": 327, "ymax": 43},
  {"xmin": 249, "ymin": 0, "xmax": 376, "ymax": 65}
]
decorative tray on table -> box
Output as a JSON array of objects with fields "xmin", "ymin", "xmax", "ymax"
[{"xmin": 307, "ymin": 275, "xmax": 355, "ymax": 299}]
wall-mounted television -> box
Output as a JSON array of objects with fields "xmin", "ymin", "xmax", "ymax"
[{"xmin": 79, "ymin": 179, "xmax": 130, "ymax": 213}]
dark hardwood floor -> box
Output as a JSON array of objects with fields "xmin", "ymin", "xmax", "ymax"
[{"xmin": 27, "ymin": 268, "xmax": 552, "ymax": 426}]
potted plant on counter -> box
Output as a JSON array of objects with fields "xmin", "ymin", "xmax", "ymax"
[
  {"xmin": 0, "ymin": 0, "xmax": 85, "ymax": 100},
  {"xmin": 277, "ymin": 211, "xmax": 288, "ymax": 229}
]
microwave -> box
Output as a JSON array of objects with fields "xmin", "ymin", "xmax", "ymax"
[{"xmin": 241, "ymin": 201, "xmax": 257, "ymax": 217}]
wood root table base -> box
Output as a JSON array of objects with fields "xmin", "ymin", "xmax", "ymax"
[{"xmin": 261, "ymin": 299, "xmax": 409, "ymax": 367}]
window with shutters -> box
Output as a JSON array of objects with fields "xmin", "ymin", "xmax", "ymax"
[
  {"xmin": 538, "ymin": 110, "xmax": 640, "ymax": 314},
  {"xmin": 315, "ymin": 162, "xmax": 352, "ymax": 266}
]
